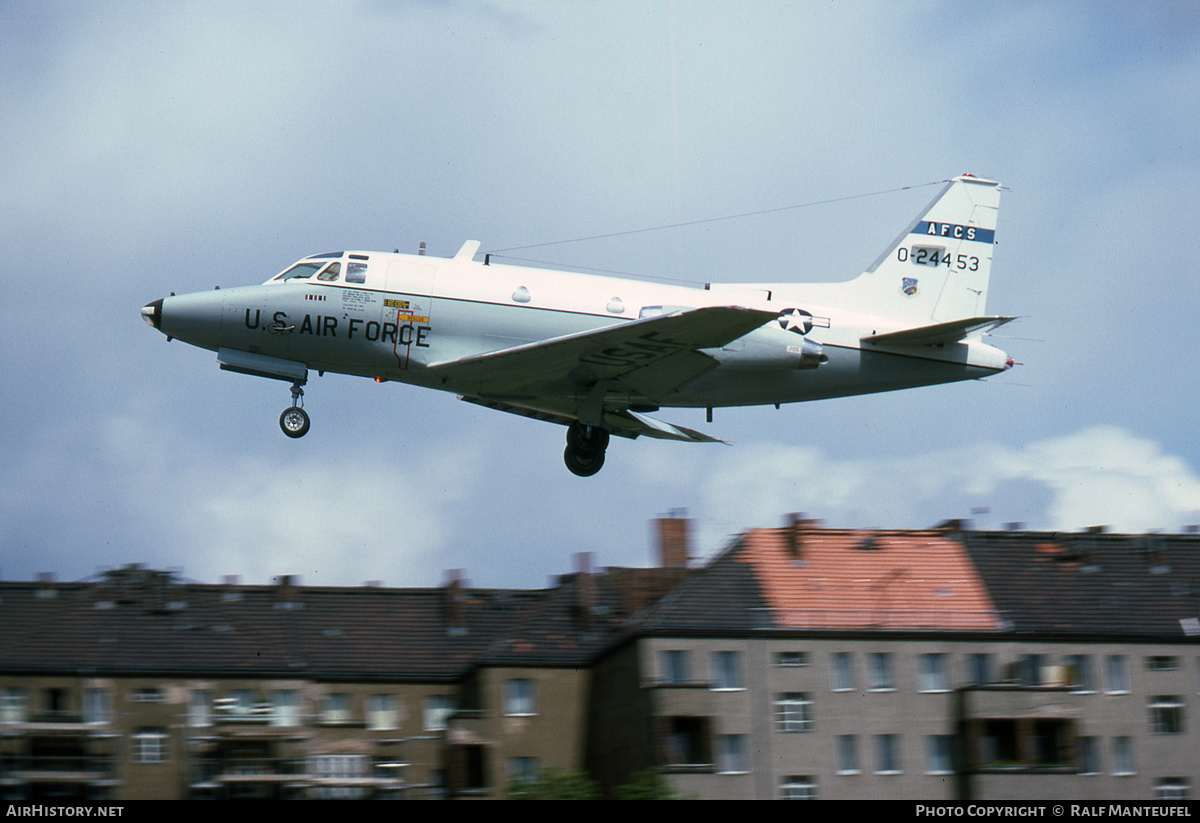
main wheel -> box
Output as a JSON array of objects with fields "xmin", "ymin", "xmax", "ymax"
[
  {"xmin": 567, "ymin": 422, "xmax": 609, "ymax": 455},
  {"xmin": 564, "ymin": 444, "xmax": 605, "ymax": 477},
  {"xmin": 280, "ymin": 406, "xmax": 310, "ymax": 438}
]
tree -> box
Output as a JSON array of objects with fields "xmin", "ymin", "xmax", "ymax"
[{"xmin": 507, "ymin": 769, "xmax": 599, "ymax": 800}]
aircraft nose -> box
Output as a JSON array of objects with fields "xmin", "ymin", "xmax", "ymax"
[{"xmin": 141, "ymin": 298, "xmax": 163, "ymax": 330}]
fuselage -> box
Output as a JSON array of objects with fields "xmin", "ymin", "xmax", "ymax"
[{"xmin": 145, "ymin": 248, "xmax": 1009, "ymax": 411}]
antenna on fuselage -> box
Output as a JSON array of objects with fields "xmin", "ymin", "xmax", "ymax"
[{"xmin": 418, "ymin": 241, "xmax": 426, "ymax": 256}]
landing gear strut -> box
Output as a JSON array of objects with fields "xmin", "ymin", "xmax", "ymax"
[
  {"xmin": 564, "ymin": 422, "xmax": 609, "ymax": 477},
  {"xmin": 279, "ymin": 380, "xmax": 310, "ymax": 438}
]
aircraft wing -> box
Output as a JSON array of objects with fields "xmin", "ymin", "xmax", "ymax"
[
  {"xmin": 461, "ymin": 396, "xmax": 726, "ymax": 443},
  {"xmin": 429, "ymin": 305, "xmax": 777, "ymax": 401},
  {"xmin": 861, "ymin": 316, "xmax": 1016, "ymax": 346}
]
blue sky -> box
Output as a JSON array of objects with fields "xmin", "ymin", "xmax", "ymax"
[{"xmin": 2, "ymin": 1, "xmax": 1198, "ymax": 589}]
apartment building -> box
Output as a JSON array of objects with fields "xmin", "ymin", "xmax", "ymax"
[
  {"xmin": 3, "ymin": 517, "xmax": 1198, "ymax": 800},
  {"xmin": 587, "ymin": 519, "xmax": 1200, "ymax": 800}
]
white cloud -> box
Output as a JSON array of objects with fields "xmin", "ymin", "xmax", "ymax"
[
  {"xmin": 0, "ymin": 409, "xmax": 485, "ymax": 587},
  {"xmin": 683, "ymin": 426, "xmax": 1200, "ymax": 555}
]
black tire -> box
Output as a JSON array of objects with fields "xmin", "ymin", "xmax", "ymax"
[
  {"xmin": 564, "ymin": 445, "xmax": 605, "ymax": 477},
  {"xmin": 280, "ymin": 406, "xmax": 310, "ymax": 438},
  {"xmin": 567, "ymin": 422, "xmax": 609, "ymax": 455}
]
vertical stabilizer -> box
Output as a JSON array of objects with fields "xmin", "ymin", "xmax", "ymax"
[{"xmin": 859, "ymin": 175, "xmax": 1001, "ymax": 323}]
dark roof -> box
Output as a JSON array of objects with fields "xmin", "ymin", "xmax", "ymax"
[
  {"xmin": 627, "ymin": 542, "xmax": 769, "ymax": 635},
  {"xmin": 964, "ymin": 530, "xmax": 1200, "ymax": 639},
  {"xmin": 5, "ymin": 527, "xmax": 1199, "ymax": 681},
  {"xmin": 0, "ymin": 564, "xmax": 697, "ymax": 679},
  {"xmin": 0, "ymin": 569, "xmax": 551, "ymax": 681}
]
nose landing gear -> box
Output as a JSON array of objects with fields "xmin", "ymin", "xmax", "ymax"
[
  {"xmin": 280, "ymin": 380, "xmax": 310, "ymax": 438},
  {"xmin": 564, "ymin": 422, "xmax": 609, "ymax": 477}
]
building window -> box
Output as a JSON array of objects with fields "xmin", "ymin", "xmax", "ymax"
[
  {"xmin": 775, "ymin": 693, "xmax": 813, "ymax": 733},
  {"xmin": 776, "ymin": 651, "xmax": 809, "ymax": 667},
  {"xmin": 660, "ymin": 649, "xmax": 691, "ymax": 684},
  {"xmin": 875, "ymin": 734, "xmax": 901, "ymax": 774},
  {"xmin": 1022, "ymin": 654, "xmax": 1044, "ymax": 686},
  {"xmin": 926, "ymin": 735, "xmax": 954, "ymax": 774},
  {"xmin": 188, "ymin": 690, "xmax": 211, "ymax": 727},
  {"xmin": 868, "ymin": 653, "xmax": 895, "ymax": 691},
  {"xmin": 966, "ymin": 653, "xmax": 993, "ymax": 686},
  {"xmin": 1112, "ymin": 736, "xmax": 1135, "ymax": 775},
  {"xmin": 717, "ymin": 734, "xmax": 747, "ymax": 774},
  {"xmin": 218, "ymin": 688, "xmax": 258, "ymax": 721},
  {"xmin": 663, "ymin": 716, "xmax": 710, "ymax": 767},
  {"xmin": 0, "ymin": 688, "xmax": 27, "ymax": 723},
  {"xmin": 1076, "ymin": 737, "xmax": 1100, "ymax": 775},
  {"xmin": 1032, "ymin": 719, "xmax": 1072, "ymax": 767},
  {"xmin": 509, "ymin": 756, "xmax": 539, "ymax": 786},
  {"xmin": 1155, "ymin": 778, "xmax": 1190, "ymax": 800},
  {"xmin": 133, "ymin": 728, "xmax": 168, "ymax": 763},
  {"xmin": 310, "ymin": 754, "xmax": 369, "ymax": 800},
  {"xmin": 831, "ymin": 652, "xmax": 855, "ymax": 692},
  {"xmin": 1147, "ymin": 655, "xmax": 1180, "ymax": 671},
  {"xmin": 1105, "ymin": 655, "xmax": 1129, "ymax": 693},
  {"xmin": 367, "ymin": 694, "xmax": 398, "ymax": 730},
  {"xmin": 712, "ymin": 651, "xmax": 744, "ymax": 690},
  {"xmin": 781, "ymin": 775, "xmax": 816, "ymax": 799},
  {"xmin": 1149, "ymin": 695, "xmax": 1184, "ymax": 734},
  {"xmin": 837, "ymin": 735, "xmax": 860, "ymax": 774},
  {"xmin": 979, "ymin": 720, "xmax": 1018, "ymax": 766},
  {"xmin": 1067, "ymin": 655, "xmax": 1095, "ymax": 692},
  {"xmin": 321, "ymin": 693, "xmax": 352, "ymax": 725},
  {"xmin": 83, "ymin": 688, "xmax": 111, "ymax": 724},
  {"xmin": 272, "ymin": 690, "xmax": 300, "ymax": 727},
  {"xmin": 919, "ymin": 654, "xmax": 950, "ymax": 692},
  {"xmin": 423, "ymin": 695, "xmax": 454, "ymax": 731},
  {"xmin": 132, "ymin": 687, "xmax": 164, "ymax": 703},
  {"xmin": 504, "ymin": 679, "xmax": 537, "ymax": 716}
]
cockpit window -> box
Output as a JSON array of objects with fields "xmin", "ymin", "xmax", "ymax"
[
  {"xmin": 346, "ymin": 262, "xmax": 368, "ymax": 284},
  {"xmin": 274, "ymin": 262, "xmax": 323, "ymax": 281},
  {"xmin": 317, "ymin": 262, "xmax": 341, "ymax": 282}
]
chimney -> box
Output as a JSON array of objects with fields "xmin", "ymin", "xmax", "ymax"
[
  {"xmin": 784, "ymin": 512, "xmax": 810, "ymax": 560},
  {"xmin": 575, "ymin": 552, "xmax": 595, "ymax": 631},
  {"xmin": 655, "ymin": 514, "xmax": 691, "ymax": 569},
  {"xmin": 274, "ymin": 574, "xmax": 299, "ymax": 609},
  {"xmin": 444, "ymin": 569, "xmax": 465, "ymax": 635},
  {"xmin": 36, "ymin": 572, "xmax": 56, "ymax": 599}
]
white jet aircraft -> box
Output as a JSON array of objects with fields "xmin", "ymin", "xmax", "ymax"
[{"xmin": 142, "ymin": 174, "xmax": 1014, "ymax": 476}]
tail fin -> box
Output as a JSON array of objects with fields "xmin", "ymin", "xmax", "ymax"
[{"xmin": 859, "ymin": 174, "xmax": 1001, "ymax": 323}]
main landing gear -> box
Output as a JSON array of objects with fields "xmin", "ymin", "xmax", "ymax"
[
  {"xmin": 564, "ymin": 422, "xmax": 610, "ymax": 477},
  {"xmin": 279, "ymin": 380, "xmax": 310, "ymax": 438}
]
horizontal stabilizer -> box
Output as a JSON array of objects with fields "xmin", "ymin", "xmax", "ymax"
[{"xmin": 862, "ymin": 316, "xmax": 1015, "ymax": 347}]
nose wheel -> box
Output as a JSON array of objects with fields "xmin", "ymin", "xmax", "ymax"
[
  {"xmin": 564, "ymin": 422, "xmax": 609, "ymax": 477},
  {"xmin": 280, "ymin": 381, "xmax": 310, "ymax": 438}
]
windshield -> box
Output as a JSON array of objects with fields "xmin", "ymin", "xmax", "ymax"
[{"xmin": 273, "ymin": 262, "xmax": 324, "ymax": 281}]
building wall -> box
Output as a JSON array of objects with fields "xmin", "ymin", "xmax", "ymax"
[
  {"xmin": 611, "ymin": 635, "xmax": 1200, "ymax": 800},
  {"xmin": 445, "ymin": 666, "xmax": 590, "ymax": 798},
  {"xmin": 0, "ymin": 675, "xmax": 458, "ymax": 800}
]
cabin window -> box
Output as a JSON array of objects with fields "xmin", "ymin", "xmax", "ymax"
[{"xmin": 346, "ymin": 262, "xmax": 368, "ymax": 284}]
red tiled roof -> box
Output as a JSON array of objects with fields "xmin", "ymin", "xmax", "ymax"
[{"xmin": 737, "ymin": 526, "xmax": 1003, "ymax": 631}]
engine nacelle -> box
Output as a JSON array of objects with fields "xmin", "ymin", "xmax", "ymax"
[{"xmin": 710, "ymin": 324, "xmax": 825, "ymax": 370}]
